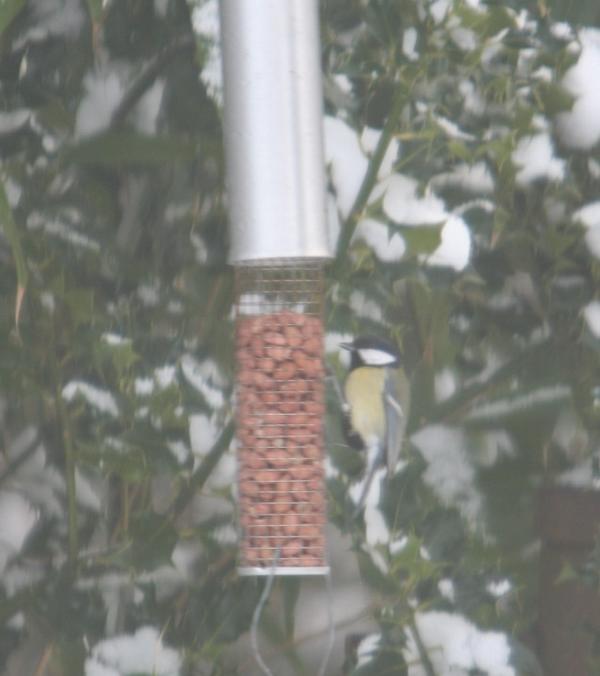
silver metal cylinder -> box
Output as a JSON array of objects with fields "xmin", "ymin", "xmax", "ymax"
[{"xmin": 220, "ymin": 0, "xmax": 331, "ymax": 263}]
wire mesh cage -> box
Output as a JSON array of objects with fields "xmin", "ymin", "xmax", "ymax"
[{"xmin": 235, "ymin": 259, "xmax": 328, "ymax": 575}]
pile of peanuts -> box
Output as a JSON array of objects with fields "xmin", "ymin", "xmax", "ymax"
[{"xmin": 236, "ymin": 310, "xmax": 326, "ymax": 568}]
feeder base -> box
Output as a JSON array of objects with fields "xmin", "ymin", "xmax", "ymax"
[{"xmin": 238, "ymin": 566, "xmax": 329, "ymax": 577}]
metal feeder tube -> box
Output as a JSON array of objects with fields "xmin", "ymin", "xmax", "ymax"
[{"xmin": 220, "ymin": 0, "xmax": 331, "ymax": 575}]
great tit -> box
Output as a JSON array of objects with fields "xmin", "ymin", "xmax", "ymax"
[{"xmin": 340, "ymin": 335, "xmax": 411, "ymax": 514}]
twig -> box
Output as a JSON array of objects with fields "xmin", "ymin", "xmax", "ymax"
[
  {"xmin": 110, "ymin": 34, "xmax": 195, "ymax": 127},
  {"xmin": 334, "ymin": 85, "xmax": 405, "ymax": 265},
  {"xmin": 55, "ymin": 381, "xmax": 79, "ymax": 572},
  {"xmin": 169, "ymin": 419, "xmax": 234, "ymax": 519},
  {"xmin": 407, "ymin": 615, "xmax": 437, "ymax": 676}
]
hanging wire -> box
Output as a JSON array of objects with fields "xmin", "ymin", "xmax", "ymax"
[
  {"xmin": 250, "ymin": 547, "xmax": 281, "ymax": 676},
  {"xmin": 249, "ymin": 548, "xmax": 336, "ymax": 676},
  {"xmin": 316, "ymin": 556, "xmax": 335, "ymax": 676}
]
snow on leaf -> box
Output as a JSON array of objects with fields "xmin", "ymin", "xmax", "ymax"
[
  {"xmin": 405, "ymin": 611, "xmax": 515, "ymax": 676},
  {"xmin": 512, "ymin": 133, "xmax": 565, "ymax": 186},
  {"xmin": 556, "ymin": 28, "xmax": 600, "ymax": 150},
  {"xmin": 85, "ymin": 626, "xmax": 181, "ymax": 676},
  {"xmin": 62, "ymin": 381, "xmax": 119, "ymax": 417},
  {"xmin": 583, "ymin": 301, "xmax": 600, "ymax": 338},
  {"xmin": 411, "ymin": 425, "xmax": 483, "ymax": 532}
]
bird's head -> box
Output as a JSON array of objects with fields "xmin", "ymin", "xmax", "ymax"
[{"xmin": 340, "ymin": 335, "xmax": 401, "ymax": 369}]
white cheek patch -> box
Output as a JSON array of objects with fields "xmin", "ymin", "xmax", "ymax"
[{"xmin": 357, "ymin": 348, "xmax": 397, "ymax": 365}]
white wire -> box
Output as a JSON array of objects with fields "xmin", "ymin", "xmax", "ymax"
[
  {"xmin": 249, "ymin": 549, "xmax": 336, "ymax": 676},
  {"xmin": 250, "ymin": 548, "xmax": 280, "ymax": 676},
  {"xmin": 316, "ymin": 560, "xmax": 335, "ymax": 676}
]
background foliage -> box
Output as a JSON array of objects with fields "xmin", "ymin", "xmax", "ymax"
[{"xmin": 1, "ymin": 0, "xmax": 600, "ymax": 674}]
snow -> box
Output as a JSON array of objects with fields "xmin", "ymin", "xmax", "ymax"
[
  {"xmin": 75, "ymin": 468, "xmax": 102, "ymax": 512},
  {"xmin": 430, "ymin": 0, "xmax": 451, "ymax": 24},
  {"xmin": 426, "ymin": 215, "xmax": 471, "ymax": 271},
  {"xmin": 353, "ymin": 218, "xmax": 406, "ymax": 262},
  {"xmin": 478, "ymin": 431, "xmax": 515, "ymax": 466},
  {"xmin": 0, "ymin": 109, "xmax": 31, "ymax": 135},
  {"xmin": 180, "ymin": 355, "xmax": 225, "ymax": 409},
  {"xmin": 550, "ymin": 22, "xmax": 574, "ymax": 41},
  {"xmin": 431, "ymin": 162, "xmax": 494, "ymax": 194},
  {"xmin": 573, "ymin": 201, "xmax": 600, "ymax": 259},
  {"xmin": 356, "ymin": 633, "xmax": 381, "ymax": 668},
  {"xmin": 167, "ymin": 440, "xmax": 190, "ymax": 465},
  {"xmin": 360, "ymin": 127, "xmax": 400, "ymax": 179},
  {"xmin": 583, "ymin": 301, "xmax": 600, "ymax": 338},
  {"xmin": 434, "ymin": 114, "xmax": 475, "ymax": 142},
  {"xmin": 349, "ymin": 290, "xmax": 384, "ymax": 323},
  {"xmin": 133, "ymin": 79, "xmax": 165, "ymax": 135},
  {"xmin": 389, "ymin": 535, "xmax": 408, "ymax": 555},
  {"xmin": 189, "ymin": 414, "xmax": 219, "ymax": 457},
  {"xmin": 191, "ymin": 0, "xmax": 222, "ymax": 104},
  {"xmin": 435, "ymin": 369, "xmax": 457, "ymax": 402},
  {"xmin": 154, "ymin": 365, "xmax": 177, "ymax": 389},
  {"xmin": 154, "ymin": 0, "xmax": 169, "ymax": 18},
  {"xmin": 102, "ymin": 333, "xmax": 130, "ymax": 346},
  {"xmin": 85, "ymin": 626, "xmax": 181, "ymax": 676},
  {"xmin": 383, "ymin": 174, "xmax": 447, "ymax": 226},
  {"xmin": 403, "ymin": 27, "xmax": 419, "ymax": 61},
  {"xmin": 512, "ymin": 133, "xmax": 565, "ymax": 186},
  {"xmin": 0, "ymin": 492, "xmax": 38, "ymax": 573},
  {"xmin": 438, "ymin": 578, "xmax": 456, "ymax": 602},
  {"xmin": 487, "ymin": 579, "xmax": 512, "ymax": 598},
  {"xmin": 466, "ymin": 385, "xmax": 570, "ymax": 423},
  {"xmin": 137, "ymin": 281, "xmax": 161, "ymax": 307},
  {"xmin": 324, "ymin": 331, "xmax": 353, "ymax": 359},
  {"xmin": 405, "ymin": 611, "xmax": 515, "ymax": 676},
  {"xmin": 559, "ymin": 458, "xmax": 600, "ymax": 491},
  {"xmin": 324, "ymin": 116, "xmax": 369, "ymax": 218},
  {"xmin": 76, "ymin": 71, "xmax": 124, "ymax": 138},
  {"xmin": 134, "ymin": 377, "xmax": 155, "ymax": 396},
  {"xmin": 40, "ymin": 292, "xmax": 56, "ymax": 313},
  {"xmin": 14, "ymin": 0, "xmax": 85, "ymax": 48},
  {"xmin": 556, "ymin": 29, "xmax": 600, "ymax": 149},
  {"xmin": 411, "ymin": 426, "xmax": 483, "ymax": 531},
  {"xmin": 450, "ymin": 26, "xmax": 478, "ymax": 52},
  {"xmin": 333, "ymin": 73, "xmax": 353, "ymax": 94},
  {"xmin": 27, "ymin": 212, "xmax": 100, "ymax": 252},
  {"xmin": 62, "ymin": 381, "xmax": 119, "ymax": 417}
]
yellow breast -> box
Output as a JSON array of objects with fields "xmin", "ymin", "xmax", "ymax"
[{"xmin": 344, "ymin": 368, "xmax": 386, "ymax": 443}]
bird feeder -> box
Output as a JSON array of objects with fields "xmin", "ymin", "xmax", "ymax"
[{"xmin": 220, "ymin": 0, "xmax": 331, "ymax": 575}]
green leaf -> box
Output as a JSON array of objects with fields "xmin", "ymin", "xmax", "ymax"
[
  {"xmin": 555, "ymin": 561, "xmax": 578, "ymax": 585},
  {"xmin": 65, "ymin": 288, "xmax": 95, "ymax": 326},
  {"xmin": 0, "ymin": 0, "xmax": 26, "ymax": 36},
  {"xmin": 448, "ymin": 140, "xmax": 472, "ymax": 161},
  {"xmin": 96, "ymin": 336, "xmax": 139, "ymax": 377},
  {"xmin": 129, "ymin": 512, "xmax": 178, "ymax": 570},
  {"xmin": 395, "ymin": 224, "xmax": 442, "ymax": 256},
  {"xmin": 536, "ymin": 82, "xmax": 575, "ymax": 115},
  {"xmin": 62, "ymin": 131, "xmax": 198, "ymax": 167},
  {"xmin": 85, "ymin": 0, "xmax": 103, "ymax": 23}
]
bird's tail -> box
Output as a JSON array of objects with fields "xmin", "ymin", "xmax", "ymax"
[{"xmin": 351, "ymin": 441, "xmax": 384, "ymax": 518}]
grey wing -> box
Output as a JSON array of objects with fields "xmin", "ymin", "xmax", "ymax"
[{"xmin": 383, "ymin": 369, "xmax": 410, "ymax": 473}]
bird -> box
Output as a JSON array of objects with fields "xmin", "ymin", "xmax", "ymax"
[{"xmin": 340, "ymin": 335, "xmax": 411, "ymax": 515}]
